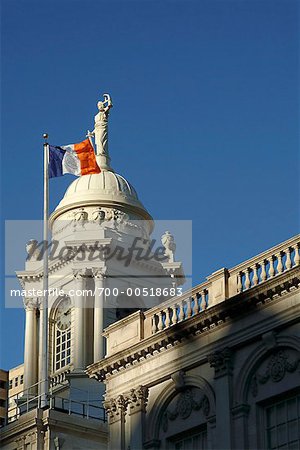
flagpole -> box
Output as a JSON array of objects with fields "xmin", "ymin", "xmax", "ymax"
[{"xmin": 39, "ymin": 133, "xmax": 49, "ymax": 408}]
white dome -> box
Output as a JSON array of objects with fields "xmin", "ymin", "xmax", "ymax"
[{"xmin": 50, "ymin": 171, "xmax": 152, "ymax": 223}]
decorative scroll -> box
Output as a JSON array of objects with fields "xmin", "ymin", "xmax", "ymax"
[
  {"xmin": 162, "ymin": 388, "xmax": 210, "ymax": 432},
  {"xmin": 251, "ymin": 349, "xmax": 300, "ymax": 397}
]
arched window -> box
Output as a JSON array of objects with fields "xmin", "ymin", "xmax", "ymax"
[{"xmin": 53, "ymin": 297, "xmax": 72, "ymax": 372}]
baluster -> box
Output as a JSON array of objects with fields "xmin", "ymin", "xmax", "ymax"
[
  {"xmin": 237, "ymin": 272, "xmax": 243, "ymax": 293},
  {"xmin": 152, "ymin": 315, "xmax": 157, "ymax": 334},
  {"xmin": 157, "ymin": 311, "xmax": 164, "ymax": 331},
  {"xmin": 269, "ymin": 256, "xmax": 275, "ymax": 278},
  {"xmin": 171, "ymin": 305, "xmax": 178, "ymax": 325},
  {"xmin": 295, "ymin": 244, "xmax": 300, "ymax": 266},
  {"xmin": 178, "ymin": 302, "xmax": 185, "ymax": 321},
  {"xmin": 261, "ymin": 260, "xmax": 267, "ymax": 281},
  {"xmin": 252, "ymin": 264, "xmax": 259, "ymax": 286},
  {"xmin": 186, "ymin": 298, "xmax": 192, "ymax": 318},
  {"xmin": 200, "ymin": 290, "xmax": 207, "ymax": 310},
  {"xmin": 194, "ymin": 294, "xmax": 200, "ymax": 315},
  {"xmin": 277, "ymin": 252, "xmax": 283, "ymax": 274},
  {"xmin": 285, "ymin": 247, "xmax": 292, "ymax": 270},
  {"xmin": 245, "ymin": 268, "xmax": 251, "ymax": 290},
  {"xmin": 165, "ymin": 308, "xmax": 171, "ymax": 328}
]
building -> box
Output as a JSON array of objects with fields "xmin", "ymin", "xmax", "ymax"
[
  {"xmin": 1, "ymin": 96, "xmax": 299, "ymax": 449},
  {"xmin": 0, "ymin": 369, "xmax": 8, "ymax": 427},
  {"xmin": 87, "ymin": 235, "xmax": 300, "ymax": 450},
  {"xmin": 7, "ymin": 364, "xmax": 24, "ymax": 422}
]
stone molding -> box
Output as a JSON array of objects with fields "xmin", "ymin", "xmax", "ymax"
[
  {"xmin": 23, "ymin": 297, "xmax": 40, "ymax": 311},
  {"xmin": 104, "ymin": 385, "xmax": 149, "ymax": 422},
  {"xmin": 103, "ymin": 394, "xmax": 128, "ymax": 424},
  {"xmin": 171, "ymin": 370, "xmax": 186, "ymax": 391},
  {"xmin": 162, "ymin": 388, "xmax": 210, "ymax": 432},
  {"xmin": 208, "ymin": 347, "xmax": 233, "ymax": 378},
  {"xmin": 231, "ymin": 403, "xmax": 250, "ymax": 418},
  {"xmin": 72, "ymin": 268, "xmax": 88, "ymax": 280},
  {"xmin": 127, "ymin": 385, "xmax": 149, "ymax": 414},
  {"xmin": 91, "ymin": 267, "xmax": 107, "ymax": 279},
  {"xmin": 250, "ymin": 348, "xmax": 300, "ymax": 397}
]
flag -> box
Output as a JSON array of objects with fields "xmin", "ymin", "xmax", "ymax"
[{"xmin": 49, "ymin": 139, "xmax": 100, "ymax": 178}]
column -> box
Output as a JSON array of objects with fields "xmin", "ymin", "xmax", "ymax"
[
  {"xmin": 127, "ymin": 386, "xmax": 149, "ymax": 450},
  {"xmin": 73, "ymin": 269, "xmax": 86, "ymax": 371},
  {"xmin": 208, "ymin": 348, "xmax": 233, "ymax": 450},
  {"xmin": 92, "ymin": 267, "xmax": 107, "ymax": 363},
  {"xmin": 23, "ymin": 297, "xmax": 39, "ymax": 394},
  {"xmin": 104, "ymin": 395, "xmax": 128, "ymax": 450}
]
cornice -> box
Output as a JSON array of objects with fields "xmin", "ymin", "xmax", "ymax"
[{"xmin": 49, "ymin": 199, "xmax": 153, "ymax": 228}]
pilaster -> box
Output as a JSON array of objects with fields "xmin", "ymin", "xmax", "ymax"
[
  {"xmin": 127, "ymin": 386, "xmax": 149, "ymax": 450},
  {"xmin": 231, "ymin": 404, "xmax": 250, "ymax": 449},
  {"xmin": 72, "ymin": 268, "xmax": 87, "ymax": 371},
  {"xmin": 104, "ymin": 394, "xmax": 128, "ymax": 450},
  {"xmin": 208, "ymin": 347, "xmax": 233, "ymax": 450},
  {"xmin": 92, "ymin": 267, "xmax": 107, "ymax": 363}
]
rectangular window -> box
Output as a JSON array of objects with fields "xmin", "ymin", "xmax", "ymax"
[
  {"xmin": 169, "ymin": 426, "xmax": 207, "ymax": 450},
  {"xmin": 14, "ymin": 377, "xmax": 18, "ymax": 387},
  {"xmin": 54, "ymin": 325, "xmax": 71, "ymax": 372},
  {"xmin": 9, "ymin": 380, "xmax": 12, "ymax": 389},
  {"xmin": 20, "ymin": 375, "xmax": 24, "ymax": 385},
  {"xmin": 265, "ymin": 394, "xmax": 300, "ymax": 449}
]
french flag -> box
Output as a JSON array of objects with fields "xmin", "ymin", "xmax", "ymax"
[{"xmin": 49, "ymin": 139, "xmax": 100, "ymax": 178}]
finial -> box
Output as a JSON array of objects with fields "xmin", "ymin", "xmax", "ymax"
[
  {"xmin": 93, "ymin": 93, "xmax": 113, "ymax": 171},
  {"xmin": 43, "ymin": 133, "xmax": 49, "ymax": 144}
]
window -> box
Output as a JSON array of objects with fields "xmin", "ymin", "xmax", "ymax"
[
  {"xmin": 169, "ymin": 426, "xmax": 207, "ymax": 450},
  {"xmin": 55, "ymin": 329, "xmax": 71, "ymax": 371},
  {"xmin": 53, "ymin": 297, "xmax": 72, "ymax": 372},
  {"xmin": 14, "ymin": 377, "xmax": 18, "ymax": 388},
  {"xmin": 265, "ymin": 394, "xmax": 300, "ymax": 449},
  {"xmin": 0, "ymin": 380, "xmax": 6, "ymax": 389},
  {"xmin": 9, "ymin": 380, "xmax": 12, "ymax": 389},
  {"xmin": 20, "ymin": 375, "xmax": 24, "ymax": 385}
]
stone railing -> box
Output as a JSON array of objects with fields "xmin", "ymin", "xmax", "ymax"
[
  {"xmin": 145, "ymin": 282, "xmax": 210, "ymax": 335},
  {"xmin": 227, "ymin": 235, "xmax": 299, "ymax": 297},
  {"xmin": 104, "ymin": 234, "xmax": 299, "ymax": 355}
]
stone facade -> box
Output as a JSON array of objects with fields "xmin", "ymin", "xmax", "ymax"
[{"xmin": 87, "ymin": 235, "xmax": 300, "ymax": 450}]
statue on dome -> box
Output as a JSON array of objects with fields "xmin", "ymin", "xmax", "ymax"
[{"xmin": 93, "ymin": 94, "xmax": 113, "ymax": 168}]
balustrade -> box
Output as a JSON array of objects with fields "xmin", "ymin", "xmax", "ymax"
[{"xmin": 149, "ymin": 236, "xmax": 299, "ymax": 334}]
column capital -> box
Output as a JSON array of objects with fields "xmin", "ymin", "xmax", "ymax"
[
  {"xmin": 103, "ymin": 394, "xmax": 128, "ymax": 424},
  {"xmin": 73, "ymin": 268, "xmax": 87, "ymax": 280},
  {"xmin": 127, "ymin": 385, "xmax": 149, "ymax": 414},
  {"xmin": 23, "ymin": 297, "xmax": 40, "ymax": 311},
  {"xmin": 208, "ymin": 347, "xmax": 233, "ymax": 378},
  {"xmin": 91, "ymin": 267, "xmax": 107, "ymax": 279}
]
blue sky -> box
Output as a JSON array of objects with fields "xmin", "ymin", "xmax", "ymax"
[{"xmin": 1, "ymin": 0, "xmax": 299, "ymax": 369}]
